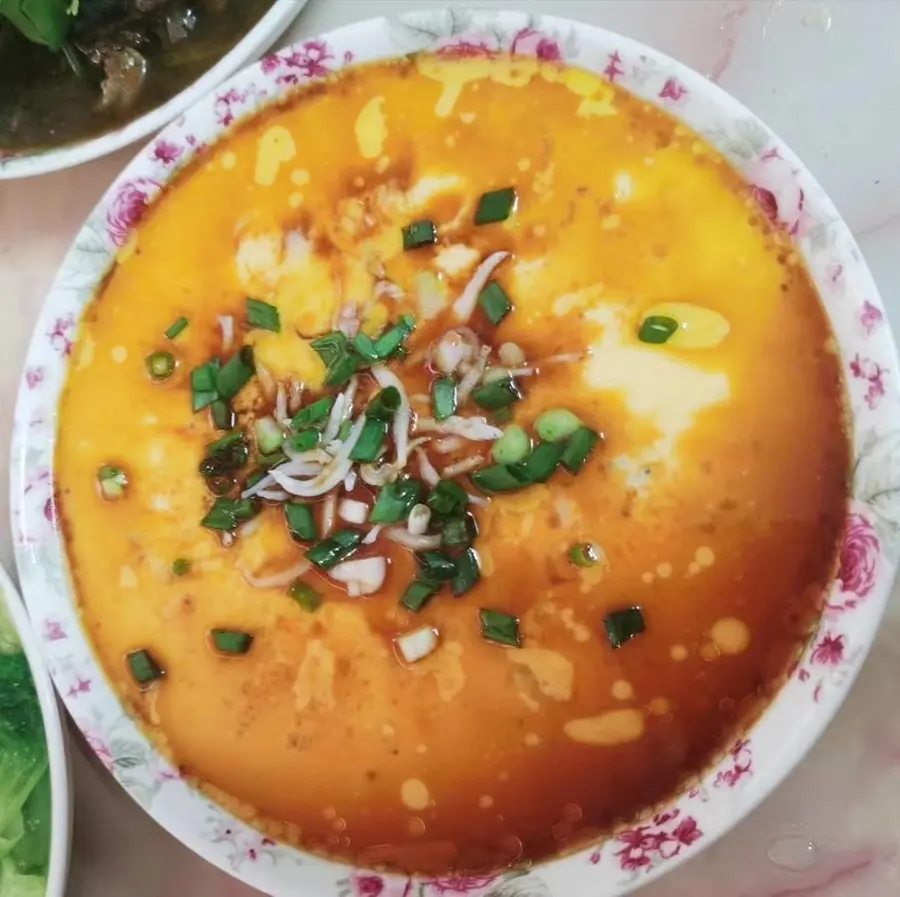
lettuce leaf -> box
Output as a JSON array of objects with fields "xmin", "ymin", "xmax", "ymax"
[
  {"xmin": 0, "ymin": 0, "xmax": 71, "ymax": 50},
  {"xmin": 0, "ymin": 857, "xmax": 46, "ymax": 897}
]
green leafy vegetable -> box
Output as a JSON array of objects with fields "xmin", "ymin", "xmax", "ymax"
[
  {"xmin": 0, "ymin": 0, "xmax": 71, "ymax": 50},
  {"xmin": 246, "ymin": 298, "xmax": 281, "ymax": 333}
]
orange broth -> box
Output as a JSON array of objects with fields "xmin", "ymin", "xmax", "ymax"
[{"xmin": 55, "ymin": 55, "xmax": 849, "ymax": 874}]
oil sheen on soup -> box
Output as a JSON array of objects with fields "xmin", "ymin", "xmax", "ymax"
[{"xmin": 56, "ymin": 54, "xmax": 849, "ymax": 874}]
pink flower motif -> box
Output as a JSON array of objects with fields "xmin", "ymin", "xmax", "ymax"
[
  {"xmin": 343, "ymin": 50, "xmax": 354, "ymax": 64},
  {"xmin": 107, "ymin": 178, "xmax": 159, "ymax": 247},
  {"xmin": 861, "ymin": 300, "xmax": 884, "ymax": 335},
  {"xmin": 714, "ymin": 739, "xmax": 753, "ymax": 788},
  {"xmin": 659, "ymin": 77, "xmax": 687, "ymax": 101},
  {"xmin": 426, "ymin": 876, "xmax": 497, "ymax": 894},
  {"xmin": 747, "ymin": 152, "xmax": 811, "ymax": 237},
  {"xmin": 812, "ymin": 632, "xmax": 846, "ymax": 665},
  {"xmin": 25, "ymin": 366, "xmax": 44, "ymax": 389},
  {"xmin": 751, "ymin": 185, "xmax": 779, "ymax": 222},
  {"xmin": 84, "ymin": 733, "xmax": 115, "ymax": 772},
  {"xmin": 604, "ymin": 50, "xmax": 624, "ymax": 81},
  {"xmin": 43, "ymin": 619, "xmax": 66, "ymax": 641},
  {"xmin": 589, "ymin": 849, "xmax": 602, "ymax": 864},
  {"xmin": 837, "ymin": 512, "xmax": 879, "ymax": 598},
  {"xmin": 152, "ymin": 139, "xmax": 182, "ymax": 165},
  {"xmin": 43, "ymin": 496, "xmax": 55, "ymax": 524},
  {"xmin": 47, "ymin": 315, "xmax": 75, "ymax": 356},
  {"xmin": 672, "ymin": 816, "xmax": 701, "ymax": 846},
  {"xmin": 849, "ymin": 354, "xmax": 888, "ymax": 409},
  {"xmin": 510, "ymin": 27, "xmax": 563, "ymax": 61},
  {"xmin": 798, "ymin": 667, "xmax": 811, "ymax": 682},
  {"xmin": 435, "ymin": 39, "xmax": 495, "ymax": 59},
  {"xmin": 67, "ymin": 676, "xmax": 91, "ymax": 698},
  {"xmin": 214, "ymin": 87, "xmax": 248, "ymax": 127},
  {"xmin": 353, "ymin": 875, "xmax": 385, "ymax": 896}
]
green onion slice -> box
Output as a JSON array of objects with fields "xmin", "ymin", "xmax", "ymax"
[
  {"xmin": 311, "ymin": 332, "xmax": 360, "ymax": 388},
  {"xmin": 491, "ymin": 425, "xmax": 530, "ymax": 464},
  {"xmin": 569, "ymin": 543, "xmax": 600, "ymax": 568},
  {"xmin": 291, "ymin": 396, "xmax": 335, "ymax": 430},
  {"xmin": 604, "ymin": 607, "xmax": 646, "ymax": 649},
  {"xmin": 246, "ymin": 298, "xmax": 281, "ymax": 333},
  {"xmin": 201, "ymin": 497, "xmax": 259, "ymax": 532},
  {"xmin": 478, "ymin": 281, "xmax": 513, "ymax": 325},
  {"xmin": 441, "ymin": 512, "xmax": 479, "ymax": 548},
  {"xmin": 638, "ymin": 315, "xmax": 679, "ymax": 344},
  {"xmin": 535, "ymin": 408, "xmax": 583, "ymax": 443},
  {"xmin": 353, "ymin": 332, "xmax": 381, "ymax": 363},
  {"xmin": 210, "ymin": 399, "xmax": 235, "ymax": 431},
  {"xmin": 370, "ymin": 479, "xmax": 422, "ymax": 524},
  {"xmin": 479, "ymin": 609, "xmax": 521, "ymax": 647},
  {"xmin": 451, "ymin": 548, "xmax": 480, "ymax": 597},
  {"xmin": 472, "ymin": 376, "xmax": 522, "ymax": 411},
  {"xmin": 427, "ymin": 480, "xmax": 469, "ymax": 517},
  {"xmin": 172, "ymin": 558, "xmax": 191, "ymax": 577},
  {"xmin": 469, "ymin": 464, "xmax": 530, "ymax": 494},
  {"xmin": 474, "ymin": 187, "xmax": 517, "ymax": 225},
  {"xmin": 97, "ymin": 465, "xmax": 128, "ymax": 500},
  {"xmin": 401, "ymin": 579, "xmax": 441, "ymax": 613},
  {"xmin": 127, "ymin": 649, "xmax": 164, "ymax": 687},
  {"xmin": 305, "ymin": 529, "xmax": 363, "ymax": 569},
  {"xmin": 284, "ymin": 501, "xmax": 318, "ymax": 542},
  {"xmin": 146, "ymin": 351, "xmax": 176, "ymax": 382},
  {"xmin": 372, "ymin": 315, "xmax": 416, "ymax": 359},
  {"xmin": 350, "ymin": 418, "xmax": 388, "ymax": 463},
  {"xmin": 210, "ymin": 629, "xmax": 253, "ymax": 655},
  {"xmin": 289, "ymin": 429, "xmax": 321, "ymax": 453},
  {"xmin": 216, "ymin": 347, "xmax": 255, "ymax": 400},
  {"xmin": 191, "ymin": 359, "xmax": 220, "ymax": 412},
  {"xmin": 431, "ymin": 377, "xmax": 458, "ymax": 421},
  {"xmin": 202, "ymin": 432, "xmax": 250, "ymax": 473},
  {"xmin": 402, "ymin": 220, "xmax": 437, "ymax": 250},
  {"xmin": 521, "ymin": 441, "xmax": 565, "ymax": 484},
  {"xmin": 366, "ymin": 386, "xmax": 402, "ymax": 421},
  {"xmin": 165, "ymin": 316, "xmax": 189, "ymax": 340},
  {"xmin": 561, "ymin": 427, "xmax": 601, "ymax": 474},
  {"xmin": 415, "ymin": 550, "xmax": 457, "ymax": 582},
  {"xmin": 289, "ymin": 580, "xmax": 322, "ymax": 612}
]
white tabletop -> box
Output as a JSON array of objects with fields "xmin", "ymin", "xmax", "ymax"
[{"xmin": 2, "ymin": 1, "xmax": 900, "ymax": 895}]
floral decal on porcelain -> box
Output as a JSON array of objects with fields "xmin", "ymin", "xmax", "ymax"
[{"xmin": 9, "ymin": 9, "xmax": 900, "ymax": 897}]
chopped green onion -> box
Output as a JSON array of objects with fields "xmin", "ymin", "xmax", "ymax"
[
  {"xmin": 478, "ymin": 281, "xmax": 512, "ymax": 325},
  {"xmin": 569, "ymin": 543, "xmax": 600, "ymax": 568},
  {"xmin": 289, "ymin": 430, "xmax": 321, "ymax": 453},
  {"xmin": 165, "ymin": 316, "xmax": 189, "ymax": 340},
  {"xmin": 350, "ymin": 418, "xmax": 388, "ymax": 462},
  {"xmin": 352, "ymin": 332, "xmax": 381, "ymax": 363},
  {"xmin": 401, "ymin": 579, "xmax": 441, "ymax": 613},
  {"xmin": 172, "ymin": 558, "xmax": 191, "ymax": 577},
  {"xmin": 201, "ymin": 497, "xmax": 259, "ymax": 532},
  {"xmin": 402, "ymin": 220, "xmax": 437, "ymax": 250},
  {"xmin": 638, "ymin": 315, "xmax": 679, "ymax": 344},
  {"xmin": 97, "ymin": 465, "xmax": 127, "ymax": 500},
  {"xmin": 474, "ymin": 187, "xmax": 517, "ymax": 225},
  {"xmin": 521, "ymin": 441, "xmax": 565, "ymax": 484},
  {"xmin": 372, "ymin": 315, "xmax": 416, "ymax": 359},
  {"xmin": 203, "ymin": 432, "xmax": 249, "ymax": 472},
  {"xmin": 255, "ymin": 417, "xmax": 285, "ymax": 454},
  {"xmin": 146, "ymin": 351, "xmax": 176, "ymax": 382},
  {"xmin": 491, "ymin": 425, "xmax": 530, "ymax": 464},
  {"xmin": 244, "ymin": 468, "xmax": 268, "ymax": 490},
  {"xmin": 259, "ymin": 449, "xmax": 288, "ymax": 470},
  {"xmin": 535, "ymin": 408, "xmax": 583, "ymax": 443},
  {"xmin": 305, "ymin": 528, "xmax": 363, "ymax": 569},
  {"xmin": 561, "ymin": 427, "xmax": 601, "ymax": 474},
  {"xmin": 216, "ymin": 347, "xmax": 255, "ymax": 400},
  {"xmin": 210, "ymin": 629, "xmax": 253, "ymax": 655},
  {"xmin": 427, "ymin": 480, "xmax": 469, "ymax": 517},
  {"xmin": 415, "ymin": 550, "xmax": 457, "ymax": 582},
  {"xmin": 370, "ymin": 479, "xmax": 422, "ymax": 524},
  {"xmin": 126, "ymin": 649, "xmax": 164, "ymax": 687},
  {"xmin": 289, "ymin": 580, "xmax": 322, "ymax": 612},
  {"xmin": 206, "ymin": 475, "xmax": 234, "ymax": 496},
  {"xmin": 469, "ymin": 464, "xmax": 529, "ymax": 494},
  {"xmin": 338, "ymin": 420, "xmax": 352, "ymax": 441},
  {"xmin": 284, "ymin": 502, "xmax": 318, "ymax": 542},
  {"xmin": 310, "ymin": 331, "xmax": 360, "ymax": 388},
  {"xmin": 366, "ymin": 386, "xmax": 401, "ymax": 421},
  {"xmin": 191, "ymin": 359, "xmax": 220, "ymax": 412},
  {"xmin": 291, "ymin": 396, "xmax": 335, "ymax": 430},
  {"xmin": 479, "ymin": 609, "xmax": 520, "ymax": 647},
  {"xmin": 432, "ymin": 377, "xmax": 458, "ymax": 421},
  {"xmin": 472, "ymin": 376, "xmax": 522, "ymax": 411},
  {"xmin": 441, "ymin": 512, "xmax": 478, "ymax": 548},
  {"xmin": 246, "ymin": 298, "xmax": 281, "ymax": 333},
  {"xmin": 210, "ymin": 399, "xmax": 235, "ymax": 431},
  {"xmin": 451, "ymin": 548, "xmax": 480, "ymax": 596},
  {"xmin": 491, "ymin": 407, "xmax": 514, "ymax": 426},
  {"xmin": 604, "ymin": 607, "xmax": 646, "ymax": 649}
]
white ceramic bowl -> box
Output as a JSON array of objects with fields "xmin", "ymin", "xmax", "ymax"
[
  {"xmin": 0, "ymin": 0, "xmax": 306, "ymax": 181},
  {"xmin": 11, "ymin": 9, "xmax": 900, "ymax": 897},
  {"xmin": 0, "ymin": 563, "xmax": 70, "ymax": 897}
]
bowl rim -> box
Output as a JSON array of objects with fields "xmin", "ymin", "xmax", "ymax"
[
  {"xmin": 0, "ymin": 0, "xmax": 306, "ymax": 181},
  {"xmin": 10, "ymin": 8, "xmax": 900, "ymax": 897},
  {"xmin": 0, "ymin": 563, "xmax": 71, "ymax": 897}
]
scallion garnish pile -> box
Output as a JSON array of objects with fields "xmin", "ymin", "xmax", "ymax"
[{"xmin": 104, "ymin": 186, "xmax": 645, "ymax": 687}]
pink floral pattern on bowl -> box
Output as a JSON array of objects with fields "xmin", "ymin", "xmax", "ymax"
[{"xmin": 9, "ymin": 9, "xmax": 900, "ymax": 897}]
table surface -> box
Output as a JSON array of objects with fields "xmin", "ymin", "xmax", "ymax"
[{"xmin": 3, "ymin": 1, "xmax": 900, "ymax": 895}]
